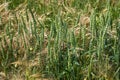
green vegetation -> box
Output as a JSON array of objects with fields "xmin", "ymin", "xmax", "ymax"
[{"xmin": 0, "ymin": 0, "xmax": 120, "ymax": 80}]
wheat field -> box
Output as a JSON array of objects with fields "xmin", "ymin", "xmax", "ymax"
[{"xmin": 0, "ymin": 0, "xmax": 120, "ymax": 80}]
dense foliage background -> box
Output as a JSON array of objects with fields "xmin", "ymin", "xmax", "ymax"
[{"xmin": 0, "ymin": 0, "xmax": 120, "ymax": 80}]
